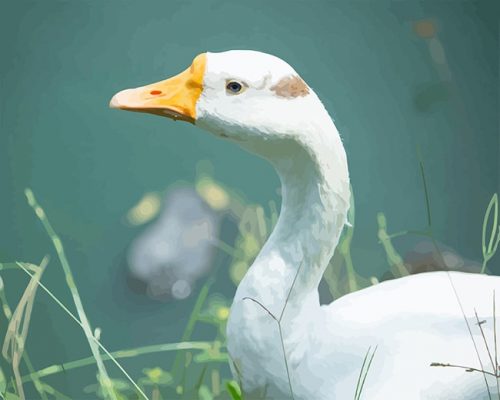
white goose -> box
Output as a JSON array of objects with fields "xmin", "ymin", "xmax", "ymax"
[{"xmin": 111, "ymin": 50, "xmax": 500, "ymax": 400}]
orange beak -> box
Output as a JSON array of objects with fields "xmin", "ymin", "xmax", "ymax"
[{"xmin": 110, "ymin": 53, "xmax": 206, "ymax": 124}]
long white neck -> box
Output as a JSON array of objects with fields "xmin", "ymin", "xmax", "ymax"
[{"xmin": 234, "ymin": 118, "xmax": 350, "ymax": 315}]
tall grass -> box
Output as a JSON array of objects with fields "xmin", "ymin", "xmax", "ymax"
[{"xmin": 0, "ymin": 155, "xmax": 498, "ymax": 399}]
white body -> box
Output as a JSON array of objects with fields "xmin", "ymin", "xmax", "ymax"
[{"xmin": 230, "ymin": 271, "xmax": 499, "ymax": 399}]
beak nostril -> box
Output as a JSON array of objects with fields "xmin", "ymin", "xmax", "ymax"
[{"xmin": 150, "ymin": 90, "xmax": 162, "ymax": 95}]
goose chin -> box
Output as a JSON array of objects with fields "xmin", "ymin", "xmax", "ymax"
[{"xmin": 111, "ymin": 105, "xmax": 195, "ymax": 124}]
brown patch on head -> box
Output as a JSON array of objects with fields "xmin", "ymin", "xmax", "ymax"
[{"xmin": 271, "ymin": 75, "xmax": 309, "ymax": 98}]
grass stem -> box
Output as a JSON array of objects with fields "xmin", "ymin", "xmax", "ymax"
[
  {"xmin": 376, "ymin": 213, "xmax": 409, "ymax": 277},
  {"xmin": 354, "ymin": 346, "xmax": 377, "ymax": 400},
  {"xmin": 19, "ymin": 341, "xmax": 212, "ymax": 384},
  {"xmin": 24, "ymin": 188, "xmax": 118, "ymax": 400},
  {"xmin": 171, "ymin": 276, "xmax": 215, "ymax": 381}
]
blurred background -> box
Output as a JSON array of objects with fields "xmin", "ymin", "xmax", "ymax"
[{"xmin": 0, "ymin": 1, "xmax": 498, "ymax": 398}]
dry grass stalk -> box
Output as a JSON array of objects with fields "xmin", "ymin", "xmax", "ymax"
[{"xmin": 2, "ymin": 257, "xmax": 48, "ymax": 400}]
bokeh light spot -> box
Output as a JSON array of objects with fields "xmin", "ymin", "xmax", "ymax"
[
  {"xmin": 414, "ymin": 20, "xmax": 436, "ymax": 38},
  {"xmin": 196, "ymin": 178, "xmax": 230, "ymax": 210},
  {"xmin": 216, "ymin": 306, "xmax": 230, "ymax": 320},
  {"xmin": 126, "ymin": 192, "xmax": 161, "ymax": 225},
  {"xmin": 230, "ymin": 261, "xmax": 248, "ymax": 284}
]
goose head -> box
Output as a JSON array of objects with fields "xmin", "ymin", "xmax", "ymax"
[{"xmin": 110, "ymin": 50, "xmax": 340, "ymax": 163}]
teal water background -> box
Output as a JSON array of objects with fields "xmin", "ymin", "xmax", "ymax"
[{"xmin": 1, "ymin": 1, "xmax": 498, "ymax": 397}]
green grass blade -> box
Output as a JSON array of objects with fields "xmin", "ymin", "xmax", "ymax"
[
  {"xmin": 354, "ymin": 346, "xmax": 378, "ymax": 400},
  {"xmin": 226, "ymin": 381, "xmax": 242, "ymax": 400},
  {"xmin": 354, "ymin": 346, "xmax": 371, "ymax": 400},
  {"xmin": 19, "ymin": 341, "xmax": 212, "ymax": 384},
  {"xmin": 481, "ymin": 193, "xmax": 500, "ymax": 274},
  {"xmin": 357, "ymin": 346, "xmax": 377, "ymax": 400}
]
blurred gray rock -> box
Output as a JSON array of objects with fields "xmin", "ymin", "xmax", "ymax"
[{"xmin": 127, "ymin": 186, "xmax": 220, "ymax": 301}]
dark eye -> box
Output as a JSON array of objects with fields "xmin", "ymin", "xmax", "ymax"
[{"xmin": 226, "ymin": 81, "xmax": 243, "ymax": 94}]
